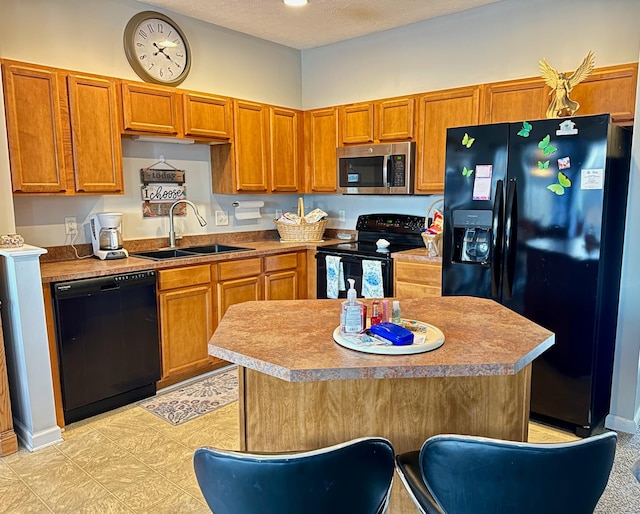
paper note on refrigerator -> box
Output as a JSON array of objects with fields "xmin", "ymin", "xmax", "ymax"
[{"xmin": 472, "ymin": 165, "xmax": 493, "ymax": 200}]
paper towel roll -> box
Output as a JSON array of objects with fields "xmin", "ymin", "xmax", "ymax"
[
  {"xmin": 233, "ymin": 200, "xmax": 264, "ymax": 220},
  {"xmin": 232, "ymin": 201, "xmax": 264, "ymax": 209}
]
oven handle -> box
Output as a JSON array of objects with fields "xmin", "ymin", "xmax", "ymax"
[{"xmin": 316, "ymin": 252, "xmax": 391, "ymax": 264}]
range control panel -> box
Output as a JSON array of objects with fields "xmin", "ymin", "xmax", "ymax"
[{"xmin": 356, "ymin": 214, "xmax": 426, "ymax": 235}]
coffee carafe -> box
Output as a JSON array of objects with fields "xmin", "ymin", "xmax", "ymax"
[{"xmin": 89, "ymin": 212, "xmax": 129, "ymax": 260}]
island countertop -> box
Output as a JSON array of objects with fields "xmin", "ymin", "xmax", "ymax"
[{"xmin": 208, "ymin": 296, "xmax": 554, "ymax": 382}]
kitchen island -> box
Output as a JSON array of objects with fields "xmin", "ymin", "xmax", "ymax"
[{"xmin": 208, "ymin": 296, "xmax": 554, "ymax": 512}]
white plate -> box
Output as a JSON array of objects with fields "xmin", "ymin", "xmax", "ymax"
[{"xmin": 333, "ymin": 319, "xmax": 445, "ymax": 355}]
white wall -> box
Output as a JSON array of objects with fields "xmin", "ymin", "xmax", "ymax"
[{"xmin": 302, "ymin": 0, "xmax": 640, "ymax": 108}]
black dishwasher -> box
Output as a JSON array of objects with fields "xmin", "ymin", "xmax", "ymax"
[{"xmin": 52, "ymin": 270, "xmax": 160, "ymax": 424}]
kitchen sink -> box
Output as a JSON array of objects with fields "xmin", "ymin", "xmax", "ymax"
[
  {"xmin": 132, "ymin": 249, "xmax": 198, "ymax": 260},
  {"xmin": 180, "ymin": 244, "xmax": 253, "ymax": 254},
  {"xmin": 132, "ymin": 244, "xmax": 253, "ymax": 261}
]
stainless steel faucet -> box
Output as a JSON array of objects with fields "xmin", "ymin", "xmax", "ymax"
[{"xmin": 168, "ymin": 199, "xmax": 208, "ymax": 248}]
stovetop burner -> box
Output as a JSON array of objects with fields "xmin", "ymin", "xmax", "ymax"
[{"xmin": 318, "ymin": 213, "xmax": 426, "ymax": 258}]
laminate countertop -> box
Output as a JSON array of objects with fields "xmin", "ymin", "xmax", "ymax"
[
  {"xmin": 39, "ymin": 239, "xmax": 338, "ymax": 283},
  {"xmin": 208, "ymin": 297, "xmax": 554, "ymax": 382}
]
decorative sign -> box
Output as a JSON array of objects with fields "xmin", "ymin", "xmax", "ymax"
[
  {"xmin": 142, "ymin": 202, "xmax": 187, "ymax": 218},
  {"xmin": 140, "ymin": 169, "xmax": 185, "ymax": 184},
  {"xmin": 140, "ymin": 162, "xmax": 188, "ymax": 218},
  {"xmin": 141, "ymin": 184, "xmax": 186, "ymax": 202}
]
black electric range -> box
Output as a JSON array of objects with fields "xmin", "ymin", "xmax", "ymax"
[{"xmin": 316, "ymin": 213, "xmax": 425, "ymax": 298}]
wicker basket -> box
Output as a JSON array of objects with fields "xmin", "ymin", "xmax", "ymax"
[{"xmin": 274, "ymin": 198, "xmax": 327, "ymax": 242}]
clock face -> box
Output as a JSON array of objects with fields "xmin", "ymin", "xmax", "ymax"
[{"xmin": 124, "ymin": 12, "xmax": 191, "ymax": 86}]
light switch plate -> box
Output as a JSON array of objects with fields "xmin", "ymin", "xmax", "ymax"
[
  {"xmin": 215, "ymin": 210, "xmax": 229, "ymax": 226},
  {"xmin": 339, "ymin": 210, "xmax": 346, "ymax": 222}
]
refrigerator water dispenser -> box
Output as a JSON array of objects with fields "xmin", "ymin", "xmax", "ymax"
[{"xmin": 452, "ymin": 210, "xmax": 492, "ymax": 264}]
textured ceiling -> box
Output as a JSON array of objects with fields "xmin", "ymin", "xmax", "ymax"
[{"xmin": 136, "ymin": 0, "xmax": 503, "ymax": 49}]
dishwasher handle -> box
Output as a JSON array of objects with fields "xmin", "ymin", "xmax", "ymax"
[{"xmin": 53, "ymin": 270, "xmax": 156, "ymax": 299}]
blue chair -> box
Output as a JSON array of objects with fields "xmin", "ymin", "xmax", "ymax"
[
  {"xmin": 395, "ymin": 432, "xmax": 616, "ymax": 514},
  {"xmin": 193, "ymin": 437, "xmax": 395, "ymax": 514}
]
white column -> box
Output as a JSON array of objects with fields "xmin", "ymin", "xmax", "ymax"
[{"xmin": 0, "ymin": 245, "xmax": 62, "ymax": 451}]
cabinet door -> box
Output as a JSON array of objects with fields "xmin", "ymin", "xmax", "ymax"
[
  {"xmin": 234, "ymin": 100, "xmax": 269, "ymax": 192},
  {"xmin": 121, "ymin": 81, "xmax": 181, "ymax": 134},
  {"xmin": 2, "ymin": 61, "xmax": 69, "ymax": 193},
  {"xmin": 569, "ymin": 63, "xmax": 637, "ymax": 125},
  {"xmin": 377, "ymin": 97, "xmax": 415, "ymax": 141},
  {"xmin": 67, "ymin": 74, "xmax": 123, "ymax": 193},
  {"xmin": 415, "ymin": 86, "xmax": 480, "ymax": 194},
  {"xmin": 270, "ymin": 107, "xmax": 301, "ymax": 192},
  {"xmin": 217, "ymin": 276, "xmax": 261, "ymax": 322},
  {"xmin": 340, "ymin": 102, "xmax": 374, "ymax": 144},
  {"xmin": 159, "ymin": 284, "xmax": 214, "ymax": 378},
  {"xmin": 304, "ymin": 108, "xmax": 338, "ymax": 193},
  {"xmin": 264, "ymin": 270, "xmax": 298, "ymax": 300},
  {"xmin": 183, "ymin": 92, "xmax": 233, "ymax": 139},
  {"xmin": 263, "ymin": 252, "xmax": 302, "ymax": 300},
  {"xmin": 394, "ymin": 260, "xmax": 442, "ymax": 298},
  {"xmin": 481, "ymin": 78, "xmax": 548, "ymax": 124}
]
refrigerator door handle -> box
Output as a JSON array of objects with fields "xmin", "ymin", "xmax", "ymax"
[
  {"xmin": 491, "ymin": 179, "xmax": 504, "ymax": 298},
  {"xmin": 503, "ymin": 178, "xmax": 518, "ymax": 299}
]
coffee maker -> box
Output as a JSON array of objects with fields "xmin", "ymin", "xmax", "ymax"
[{"xmin": 89, "ymin": 212, "xmax": 128, "ymax": 260}]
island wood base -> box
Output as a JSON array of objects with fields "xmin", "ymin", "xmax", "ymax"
[{"xmin": 239, "ymin": 365, "xmax": 531, "ymax": 513}]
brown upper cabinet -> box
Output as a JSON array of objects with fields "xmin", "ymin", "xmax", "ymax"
[
  {"xmin": 121, "ymin": 81, "xmax": 182, "ymax": 135},
  {"xmin": 210, "ymin": 100, "xmax": 302, "ymax": 193},
  {"xmin": 183, "ymin": 92, "xmax": 233, "ymax": 139},
  {"xmin": 568, "ymin": 63, "xmax": 637, "ymax": 126},
  {"xmin": 481, "ymin": 77, "xmax": 548, "ymax": 124},
  {"xmin": 2, "ymin": 60, "xmax": 123, "ymax": 195},
  {"xmin": 339, "ymin": 96, "xmax": 415, "ymax": 145},
  {"xmin": 415, "ymin": 86, "xmax": 481, "ymax": 194},
  {"xmin": 304, "ymin": 107, "xmax": 339, "ymax": 193},
  {"xmin": 121, "ymin": 81, "xmax": 233, "ymax": 141}
]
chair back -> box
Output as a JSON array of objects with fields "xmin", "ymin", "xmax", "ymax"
[
  {"xmin": 419, "ymin": 432, "xmax": 617, "ymax": 514},
  {"xmin": 193, "ymin": 436, "xmax": 395, "ymax": 514}
]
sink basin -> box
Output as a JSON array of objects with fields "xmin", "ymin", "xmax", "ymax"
[
  {"xmin": 181, "ymin": 244, "xmax": 253, "ymax": 254},
  {"xmin": 132, "ymin": 249, "xmax": 197, "ymax": 261},
  {"xmin": 132, "ymin": 244, "xmax": 253, "ymax": 261}
]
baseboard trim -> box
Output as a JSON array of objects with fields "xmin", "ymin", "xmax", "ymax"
[
  {"xmin": 13, "ymin": 418, "xmax": 62, "ymax": 452},
  {"xmin": 605, "ymin": 411, "xmax": 640, "ymax": 434}
]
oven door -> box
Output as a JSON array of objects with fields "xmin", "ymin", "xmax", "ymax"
[{"xmin": 315, "ymin": 251, "xmax": 392, "ymax": 299}]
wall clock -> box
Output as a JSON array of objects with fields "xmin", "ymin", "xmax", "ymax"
[{"xmin": 123, "ymin": 11, "xmax": 191, "ymax": 87}]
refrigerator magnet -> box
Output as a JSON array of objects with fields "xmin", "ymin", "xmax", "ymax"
[
  {"xmin": 581, "ymin": 169, "xmax": 604, "ymax": 190},
  {"xmin": 556, "ymin": 120, "xmax": 579, "ymax": 136},
  {"xmin": 558, "ymin": 157, "xmax": 571, "ymax": 170},
  {"xmin": 472, "ymin": 165, "xmax": 493, "ymax": 200}
]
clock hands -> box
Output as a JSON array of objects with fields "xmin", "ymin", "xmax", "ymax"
[{"xmin": 153, "ymin": 42, "xmax": 177, "ymax": 66}]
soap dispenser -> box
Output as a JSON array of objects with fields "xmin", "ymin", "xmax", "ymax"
[{"xmin": 341, "ymin": 278, "xmax": 366, "ymax": 334}]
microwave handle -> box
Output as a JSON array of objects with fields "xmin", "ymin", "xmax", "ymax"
[{"xmin": 383, "ymin": 156, "xmax": 390, "ymax": 187}]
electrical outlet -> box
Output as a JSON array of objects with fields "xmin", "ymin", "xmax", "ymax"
[
  {"xmin": 64, "ymin": 216, "xmax": 78, "ymax": 236},
  {"xmin": 215, "ymin": 210, "xmax": 229, "ymax": 226},
  {"xmin": 339, "ymin": 210, "xmax": 346, "ymax": 222}
]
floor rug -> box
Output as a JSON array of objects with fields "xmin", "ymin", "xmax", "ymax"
[{"xmin": 138, "ymin": 367, "xmax": 238, "ymax": 425}]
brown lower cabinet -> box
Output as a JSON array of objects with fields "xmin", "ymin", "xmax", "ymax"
[
  {"xmin": 394, "ymin": 260, "xmax": 442, "ymax": 298},
  {"xmin": 160, "ymin": 251, "xmax": 307, "ymax": 387},
  {"xmin": 0, "ymin": 305, "xmax": 18, "ymax": 456},
  {"xmin": 157, "ymin": 264, "xmax": 217, "ymax": 388}
]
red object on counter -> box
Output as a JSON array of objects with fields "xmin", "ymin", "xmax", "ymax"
[{"xmin": 371, "ymin": 300, "xmax": 381, "ymax": 326}]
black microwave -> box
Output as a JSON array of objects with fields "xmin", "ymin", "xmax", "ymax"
[{"xmin": 336, "ymin": 142, "xmax": 415, "ymax": 194}]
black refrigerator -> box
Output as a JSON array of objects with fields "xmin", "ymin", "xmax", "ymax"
[{"xmin": 441, "ymin": 114, "xmax": 631, "ymax": 437}]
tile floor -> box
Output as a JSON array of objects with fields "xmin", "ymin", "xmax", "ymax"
[
  {"xmin": 0, "ymin": 399, "xmax": 576, "ymax": 513},
  {"xmin": 0, "ymin": 401, "xmax": 239, "ymax": 513}
]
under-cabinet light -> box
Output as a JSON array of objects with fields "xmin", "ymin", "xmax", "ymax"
[
  {"xmin": 130, "ymin": 135, "xmax": 195, "ymax": 144},
  {"xmin": 284, "ymin": 0, "xmax": 308, "ymax": 6}
]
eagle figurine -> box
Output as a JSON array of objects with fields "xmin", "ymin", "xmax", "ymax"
[{"xmin": 539, "ymin": 51, "xmax": 595, "ymax": 118}]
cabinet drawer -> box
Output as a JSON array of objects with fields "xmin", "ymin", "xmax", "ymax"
[
  {"xmin": 158, "ymin": 264, "xmax": 211, "ymax": 291},
  {"xmin": 395, "ymin": 261, "xmax": 442, "ymax": 287},
  {"xmin": 217, "ymin": 257, "xmax": 262, "ymax": 281},
  {"xmin": 264, "ymin": 252, "xmax": 298, "ymax": 273}
]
